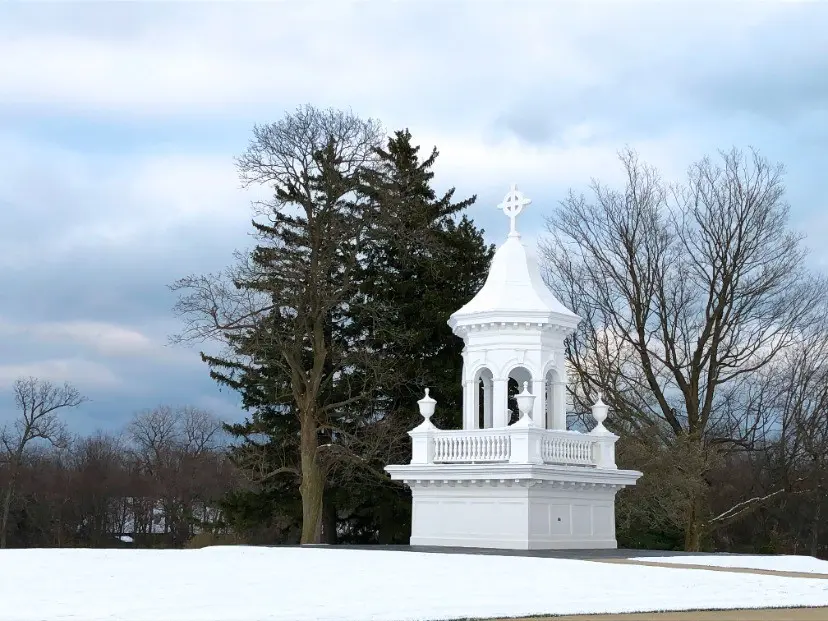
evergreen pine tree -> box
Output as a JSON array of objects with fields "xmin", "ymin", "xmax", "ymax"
[
  {"xmin": 172, "ymin": 106, "xmax": 385, "ymax": 544},
  {"xmin": 175, "ymin": 121, "xmax": 493, "ymax": 544},
  {"xmin": 331, "ymin": 129, "xmax": 494, "ymax": 542}
]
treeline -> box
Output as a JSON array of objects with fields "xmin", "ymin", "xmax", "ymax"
[{"xmin": 0, "ymin": 395, "xmax": 235, "ymax": 549}]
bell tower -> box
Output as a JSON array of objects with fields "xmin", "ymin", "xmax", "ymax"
[
  {"xmin": 386, "ymin": 184, "xmax": 642, "ymax": 551},
  {"xmin": 448, "ymin": 184, "xmax": 580, "ymax": 431}
]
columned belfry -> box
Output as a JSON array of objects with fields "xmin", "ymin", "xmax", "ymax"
[
  {"xmin": 449, "ymin": 183, "xmax": 580, "ymax": 432},
  {"xmin": 386, "ymin": 184, "xmax": 642, "ymax": 550}
]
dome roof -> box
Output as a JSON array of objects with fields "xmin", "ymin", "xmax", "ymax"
[{"xmin": 448, "ymin": 184, "xmax": 580, "ymax": 332}]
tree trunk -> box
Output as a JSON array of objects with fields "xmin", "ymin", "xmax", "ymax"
[
  {"xmin": 0, "ymin": 458, "xmax": 21, "ymax": 549},
  {"xmin": 0, "ymin": 483, "xmax": 13, "ymax": 549},
  {"xmin": 299, "ymin": 414, "xmax": 325, "ymax": 544},
  {"xmin": 809, "ymin": 495, "xmax": 821, "ymax": 557},
  {"xmin": 322, "ymin": 490, "xmax": 337, "ymax": 544},
  {"xmin": 684, "ymin": 493, "xmax": 705, "ymax": 552}
]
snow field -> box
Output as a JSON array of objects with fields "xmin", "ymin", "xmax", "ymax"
[{"xmin": 0, "ymin": 547, "xmax": 827, "ymax": 620}]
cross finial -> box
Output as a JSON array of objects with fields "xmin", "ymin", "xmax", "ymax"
[{"xmin": 497, "ymin": 183, "xmax": 532, "ymax": 237}]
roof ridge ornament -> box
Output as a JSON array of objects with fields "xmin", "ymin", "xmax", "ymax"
[{"xmin": 497, "ymin": 183, "xmax": 532, "ymax": 237}]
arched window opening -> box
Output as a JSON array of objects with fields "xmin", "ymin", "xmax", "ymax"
[
  {"xmin": 507, "ymin": 365, "xmax": 532, "ymax": 425},
  {"xmin": 475, "ymin": 367, "xmax": 494, "ymax": 429},
  {"xmin": 545, "ymin": 368, "xmax": 564, "ymax": 430}
]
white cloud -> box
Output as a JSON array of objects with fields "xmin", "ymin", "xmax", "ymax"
[
  {"xmin": 0, "ymin": 358, "xmax": 122, "ymax": 389},
  {"xmin": 0, "ymin": 317, "xmax": 196, "ymax": 365},
  {"xmin": 0, "ymin": 133, "xmax": 258, "ymax": 268},
  {"xmin": 0, "ymin": 2, "xmax": 799, "ymax": 124}
]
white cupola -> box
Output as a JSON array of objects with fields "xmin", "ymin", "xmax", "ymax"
[
  {"xmin": 385, "ymin": 182, "xmax": 641, "ymax": 552},
  {"xmin": 448, "ymin": 184, "xmax": 580, "ymax": 431}
]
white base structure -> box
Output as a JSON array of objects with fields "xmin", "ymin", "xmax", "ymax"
[
  {"xmin": 388, "ymin": 464, "xmax": 639, "ymax": 549},
  {"xmin": 385, "ymin": 184, "xmax": 642, "ymax": 550},
  {"xmin": 386, "ymin": 412, "xmax": 641, "ymax": 549}
]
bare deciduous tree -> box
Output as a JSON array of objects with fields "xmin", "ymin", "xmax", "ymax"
[
  {"xmin": 541, "ymin": 147, "xmax": 824, "ymax": 550},
  {"xmin": 170, "ymin": 105, "xmax": 387, "ymax": 543},
  {"xmin": 0, "ymin": 377, "xmax": 86, "ymax": 548}
]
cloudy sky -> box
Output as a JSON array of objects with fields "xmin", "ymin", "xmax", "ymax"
[{"xmin": 1, "ymin": 1, "xmax": 826, "ymax": 434}]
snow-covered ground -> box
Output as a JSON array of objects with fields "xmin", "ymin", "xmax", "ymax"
[
  {"xmin": 1, "ymin": 547, "xmax": 827, "ymax": 621},
  {"xmin": 630, "ymin": 553, "xmax": 828, "ymax": 575}
]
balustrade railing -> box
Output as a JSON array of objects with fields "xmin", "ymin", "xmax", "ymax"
[
  {"xmin": 433, "ymin": 429, "xmax": 511, "ymax": 462},
  {"xmin": 541, "ymin": 433, "xmax": 594, "ymax": 466},
  {"xmin": 407, "ymin": 389, "xmax": 617, "ymax": 469},
  {"xmin": 425, "ymin": 428, "xmax": 605, "ymax": 467}
]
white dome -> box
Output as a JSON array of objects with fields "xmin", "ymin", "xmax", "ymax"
[{"xmin": 448, "ymin": 233, "xmax": 580, "ymax": 331}]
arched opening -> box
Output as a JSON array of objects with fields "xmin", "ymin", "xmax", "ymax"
[
  {"xmin": 475, "ymin": 367, "xmax": 494, "ymax": 429},
  {"xmin": 507, "ymin": 365, "xmax": 532, "ymax": 425},
  {"xmin": 545, "ymin": 368, "xmax": 563, "ymax": 430}
]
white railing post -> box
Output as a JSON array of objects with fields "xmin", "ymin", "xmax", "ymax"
[
  {"xmin": 589, "ymin": 392, "xmax": 618, "ymax": 469},
  {"xmin": 410, "ymin": 388, "xmax": 438, "ymax": 465},
  {"xmin": 509, "ymin": 382, "xmax": 543, "ymax": 464},
  {"xmin": 592, "ymin": 435, "xmax": 618, "ymax": 469}
]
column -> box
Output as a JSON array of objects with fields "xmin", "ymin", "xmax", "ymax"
[
  {"xmin": 492, "ymin": 378, "xmax": 509, "ymax": 427},
  {"xmin": 472, "ymin": 378, "xmax": 480, "ymax": 430},
  {"xmin": 483, "ymin": 377, "xmax": 493, "ymax": 429},
  {"xmin": 552, "ymin": 377, "xmax": 566, "ymax": 430},
  {"xmin": 531, "ymin": 379, "xmax": 546, "ymax": 429},
  {"xmin": 462, "ymin": 380, "xmax": 476, "ymax": 430}
]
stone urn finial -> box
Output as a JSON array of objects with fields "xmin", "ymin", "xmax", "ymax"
[
  {"xmin": 514, "ymin": 381, "xmax": 536, "ymax": 426},
  {"xmin": 417, "ymin": 388, "xmax": 437, "ymax": 426},
  {"xmin": 591, "ymin": 392, "xmax": 610, "ymax": 434}
]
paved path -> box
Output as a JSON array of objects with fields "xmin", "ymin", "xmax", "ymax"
[
  {"xmin": 488, "ymin": 555, "xmax": 828, "ymax": 620},
  {"xmin": 499, "ymin": 608, "xmax": 828, "ymax": 620},
  {"xmin": 592, "ymin": 557, "xmax": 828, "ymax": 580}
]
